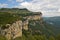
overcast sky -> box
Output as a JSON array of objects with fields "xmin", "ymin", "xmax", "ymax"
[{"xmin": 0, "ymin": 0, "xmax": 60, "ymax": 17}]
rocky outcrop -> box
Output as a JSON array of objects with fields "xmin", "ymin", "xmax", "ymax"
[
  {"xmin": 22, "ymin": 20, "xmax": 29, "ymax": 30},
  {"xmin": 0, "ymin": 12, "xmax": 42, "ymax": 40},
  {"xmin": 0, "ymin": 20, "xmax": 22, "ymax": 40}
]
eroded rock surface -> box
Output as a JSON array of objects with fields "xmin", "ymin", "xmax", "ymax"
[{"xmin": 0, "ymin": 12, "xmax": 42, "ymax": 40}]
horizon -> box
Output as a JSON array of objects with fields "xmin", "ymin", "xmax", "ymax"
[
  {"xmin": 0, "ymin": 8, "xmax": 60, "ymax": 17},
  {"xmin": 0, "ymin": 0, "xmax": 60, "ymax": 17}
]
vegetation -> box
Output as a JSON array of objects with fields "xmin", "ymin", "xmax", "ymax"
[
  {"xmin": 14, "ymin": 20, "xmax": 60, "ymax": 40},
  {"xmin": 0, "ymin": 35, "xmax": 6, "ymax": 40},
  {"xmin": 0, "ymin": 8, "xmax": 60, "ymax": 40},
  {"xmin": 0, "ymin": 12, "xmax": 20, "ymax": 25}
]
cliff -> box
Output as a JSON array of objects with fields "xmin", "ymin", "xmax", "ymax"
[
  {"xmin": 0, "ymin": 20, "xmax": 22, "ymax": 40},
  {"xmin": 0, "ymin": 12, "xmax": 42, "ymax": 40}
]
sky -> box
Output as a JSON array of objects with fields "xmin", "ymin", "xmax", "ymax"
[{"xmin": 0, "ymin": 0, "xmax": 60, "ymax": 17}]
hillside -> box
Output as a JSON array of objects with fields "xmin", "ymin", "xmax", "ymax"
[
  {"xmin": 0, "ymin": 8, "xmax": 60, "ymax": 40},
  {"xmin": 43, "ymin": 17, "xmax": 60, "ymax": 34},
  {"xmin": 14, "ymin": 20, "xmax": 60, "ymax": 40},
  {"xmin": 43, "ymin": 16, "xmax": 60, "ymax": 27}
]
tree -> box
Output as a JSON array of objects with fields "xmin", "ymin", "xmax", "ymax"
[
  {"xmin": 0, "ymin": 35, "xmax": 6, "ymax": 40},
  {"xmin": 48, "ymin": 36, "xmax": 55, "ymax": 40},
  {"xmin": 56, "ymin": 34, "xmax": 60, "ymax": 40}
]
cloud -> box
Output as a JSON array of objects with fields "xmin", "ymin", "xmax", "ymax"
[
  {"xmin": 14, "ymin": 5, "xmax": 25, "ymax": 8},
  {"xmin": 16, "ymin": 0, "xmax": 24, "ymax": 2},
  {"xmin": 42, "ymin": 12, "xmax": 60, "ymax": 17},
  {"xmin": 13, "ymin": 0, "xmax": 60, "ymax": 17},
  {"xmin": 18, "ymin": 0, "xmax": 60, "ymax": 17},
  {"xmin": 0, "ymin": 3, "xmax": 8, "ymax": 8},
  {"xmin": 58, "ymin": 9, "xmax": 60, "ymax": 12},
  {"xmin": 20, "ymin": 0, "xmax": 60, "ymax": 12}
]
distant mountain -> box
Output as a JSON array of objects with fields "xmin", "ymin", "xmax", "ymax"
[
  {"xmin": 43, "ymin": 16, "xmax": 60, "ymax": 27},
  {"xmin": 43, "ymin": 16, "xmax": 60, "ymax": 34}
]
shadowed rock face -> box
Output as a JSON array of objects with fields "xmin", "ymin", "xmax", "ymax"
[{"xmin": 0, "ymin": 12, "xmax": 42, "ymax": 40}]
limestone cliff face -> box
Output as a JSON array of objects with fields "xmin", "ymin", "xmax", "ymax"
[
  {"xmin": 0, "ymin": 20, "xmax": 22, "ymax": 40},
  {"xmin": 22, "ymin": 20, "xmax": 29, "ymax": 30},
  {"xmin": 23, "ymin": 12, "xmax": 42, "ymax": 20},
  {"xmin": 0, "ymin": 12, "xmax": 42, "ymax": 40},
  {"xmin": 0, "ymin": 20, "xmax": 29, "ymax": 40}
]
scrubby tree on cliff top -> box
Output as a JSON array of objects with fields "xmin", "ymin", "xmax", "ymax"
[{"xmin": 0, "ymin": 35, "xmax": 6, "ymax": 40}]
